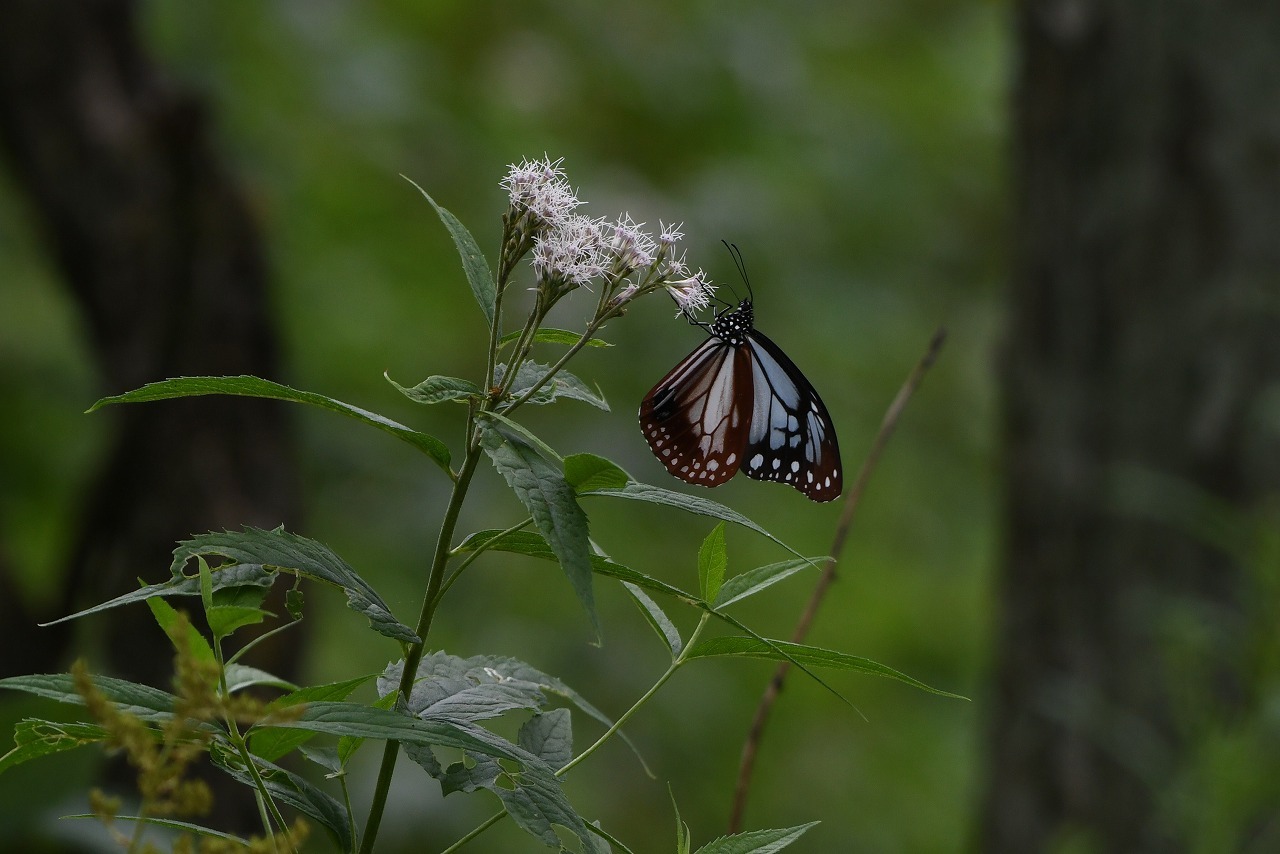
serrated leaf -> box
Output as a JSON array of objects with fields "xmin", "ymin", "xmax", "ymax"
[
  {"xmin": 338, "ymin": 691, "xmax": 396, "ymax": 767},
  {"xmin": 439, "ymin": 754, "xmax": 502, "ymax": 795},
  {"xmin": 146, "ymin": 598, "xmax": 217, "ymax": 668},
  {"xmin": 88, "ymin": 375, "xmax": 452, "ymax": 475},
  {"xmin": 249, "ymin": 674, "xmax": 375, "ymax": 762},
  {"xmin": 403, "ymin": 175, "xmax": 495, "ymax": 327},
  {"xmin": 297, "ymin": 745, "xmax": 344, "ymax": 775},
  {"xmin": 712, "ymin": 558, "xmax": 822, "ymax": 609},
  {"xmin": 386, "ymin": 373, "xmax": 482, "ymax": 405},
  {"xmin": 172, "ymin": 528, "xmax": 418, "ymax": 644},
  {"xmin": 257, "ymin": 700, "xmax": 530, "ymax": 761},
  {"xmin": 564, "ymin": 454, "xmax": 631, "ymax": 492},
  {"xmin": 580, "ymin": 483, "xmax": 809, "ymax": 562},
  {"xmin": 0, "ymin": 719, "xmax": 107, "ymax": 775},
  {"xmin": 695, "ymin": 822, "xmax": 819, "ymax": 853},
  {"xmin": 42, "ymin": 563, "xmax": 275, "ymax": 627},
  {"xmin": 499, "ymin": 327, "xmax": 612, "ymax": 349},
  {"xmin": 698, "ymin": 523, "xmax": 728, "ymax": 603},
  {"xmin": 222, "ymin": 664, "xmax": 296, "ymax": 695},
  {"xmin": 479, "ymin": 419, "xmax": 598, "ymax": 639},
  {"xmin": 497, "ymin": 360, "xmax": 609, "ymax": 410},
  {"xmin": 518, "ymin": 708, "xmax": 573, "ymax": 769},
  {"xmin": 497, "ymin": 761, "xmax": 595, "ymax": 850},
  {"xmin": 210, "ymin": 740, "xmax": 352, "ymax": 846},
  {"xmin": 0, "ymin": 674, "xmax": 179, "ymax": 723},
  {"xmin": 684, "ymin": 637, "xmax": 967, "ymax": 699},
  {"xmin": 623, "ymin": 583, "xmax": 682, "ymax": 658},
  {"xmin": 378, "ymin": 655, "xmax": 545, "ymax": 722}
]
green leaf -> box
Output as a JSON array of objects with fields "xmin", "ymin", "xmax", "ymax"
[
  {"xmin": 257, "ymin": 701, "xmax": 531, "ymax": 762},
  {"xmin": 623, "ymin": 582, "xmax": 683, "ymax": 658},
  {"xmin": 338, "ymin": 691, "xmax": 396, "ymax": 767},
  {"xmin": 146, "ymin": 598, "xmax": 217, "ymax": 668},
  {"xmin": 698, "ymin": 523, "xmax": 728, "ymax": 603},
  {"xmin": 378, "ymin": 655, "xmax": 545, "ymax": 722},
  {"xmin": 222, "ymin": 665, "xmax": 296, "ymax": 695},
  {"xmin": 386, "ymin": 373, "xmax": 481, "ymax": 405},
  {"xmin": 517, "ymin": 708, "xmax": 573, "ymax": 769},
  {"xmin": 172, "ymin": 527, "xmax": 418, "ymax": 644},
  {"xmin": 0, "ymin": 674, "xmax": 178, "ymax": 723},
  {"xmin": 479, "ymin": 419, "xmax": 598, "ymax": 639},
  {"xmin": 206, "ymin": 605, "xmax": 267, "ymax": 640},
  {"xmin": 695, "ymin": 822, "xmax": 820, "ymax": 853},
  {"xmin": 684, "ymin": 637, "xmax": 967, "ymax": 699},
  {"xmin": 403, "ymin": 175, "xmax": 495, "ymax": 327},
  {"xmin": 249, "ymin": 674, "xmax": 375, "ymax": 762},
  {"xmin": 0, "ymin": 719, "xmax": 107, "ymax": 775},
  {"xmin": 210, "ymin": 740, "xmax": 351, "ymax": 847},
  {"xmin": 712, "ymin": 558, "xmax": 822, "ymax": 609},
  {"xmin": 580, "ymin": 483, "xmax": 809, "ymax": 562},
  {"xmin": 564, "ymin": 453, "xmax": 631, "ymax": 492},
  {"xmin": 457, "ymin": 529, "xmax": 695, "ymax": 603},
  {"xmin": 60, "ymin": 814, "xmax": 250, "ymax": 847},
  {"xmin": 42, "ymin": 563, "xmax": 275, "ymax": 627},
  {"xmin": 88, "ymin": 375, "xmax": 452, "ymax": 475},
  {"xmin": 499, "ymin": 327, "xmax": 612, "ymax": 349},
  {"xmin": 673, "ymin": 789, "xmax": 692, "ymax": 854},
  {"xmin": 497, "ymin": 360, "xmax": 609, "ymax": 410},
  {"xmin": 496, "ymin": 761, "xmax": 596, "ymax": 850}
]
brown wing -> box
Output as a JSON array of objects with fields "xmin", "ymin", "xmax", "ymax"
[{"xmin": 639, "ymin": 338, "xmax": 754, "ymax": 488}]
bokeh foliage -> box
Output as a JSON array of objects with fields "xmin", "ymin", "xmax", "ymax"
[{"xmin": 0, "ymin": 1, "xmax": 1006, "ymax": 850}]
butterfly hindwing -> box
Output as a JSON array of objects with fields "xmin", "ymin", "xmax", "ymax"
[
  {"xmin": 639, "ymin": 339, "xmax": 753, "ymax": 486},
  {"xmin": 739, "ymin": 329, "xmax": 842, "ymax": 502}
]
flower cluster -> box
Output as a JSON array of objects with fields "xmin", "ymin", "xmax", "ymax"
[{"xmin": 500, "ymin": 156, "xmax": 716, "ymax": 319}]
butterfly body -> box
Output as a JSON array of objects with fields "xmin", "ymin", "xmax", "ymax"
[{"xmin": 639, "ymin": 299, "xmax": 843, "ymax": 502}]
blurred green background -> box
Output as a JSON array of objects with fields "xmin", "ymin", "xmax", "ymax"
[{"xmin": 0, "ymin": 1, "xmax": 1006, "ymax": 850}]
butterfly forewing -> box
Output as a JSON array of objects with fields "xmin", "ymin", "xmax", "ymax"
[
  {"xmin": 739, "ymin": 329, "xmax": 842, "ymax": 502},
  {"xmin": 639, "ymin": 340, "xmax": 753, "ymax": 486}
]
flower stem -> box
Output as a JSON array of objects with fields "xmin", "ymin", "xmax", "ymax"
[{"xmin": 358, "ymin": 445, "xmax": 485, "ymax": 854}]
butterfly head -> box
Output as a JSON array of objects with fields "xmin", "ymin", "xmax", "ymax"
[{"xmin": 709, "ymin": 299, "xmax": 754, "ymax": 346}]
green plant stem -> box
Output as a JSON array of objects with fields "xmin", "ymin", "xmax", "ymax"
[
  {"xmin": 503, "ymin": 320, "xmax": 604, "ymax": 414},
  {"xmin": 439, "ymin": 812, "xmax": 507, "ymax": 854},
  {"xmin": 358, "ymin": 445, "xmax": 485, "ymax": 854},
  {"xmin": 438, "ymin": 516, "xmax": 533, "ymax": 603},
  {"xmin": 442, "ymin": 614, "xmax": 713, "ymax": 852}
]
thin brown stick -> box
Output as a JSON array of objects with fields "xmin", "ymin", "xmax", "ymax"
[{"xmin": 727, "ymin": 326, "xmax": 947, "ymax": 833}]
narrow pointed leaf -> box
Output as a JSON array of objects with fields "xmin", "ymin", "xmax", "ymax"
[
  {"xmin": 499, "ymin": 327, "xmax": 612, "ymax": 349},
  {"xmin": 0, "ymin": 720, "xmax": 107, "ymax": 775},
  {"xmin": 0, "ymin": 674, "xmax": 178, "ymax": 723},
  {"xmin": 210, "ymin": 742, "xmax": 351, "ymax": 846},
  {"xmin": 580, "ymin": 483, "xmax": 808, "ymax": 561},
  {"xmin": 564, "ymin": 454, "xmax": 631, "ymax": 492},
  {"xmin": 479, "ymin": 419, "xmax": 598, "ymax": 638},
  {"xmin": 386, "ymin": 373, "xmax": 481, "ymax": 405},
  {"xmin": 695, "ymin": 822, "xmax": 820, "ymax": 853},
  {"xmin": 698, "ymin": 523, "xmax": 728, "ymax": 603},
  {"xmin": 172, "ymin": 528, "xmax": 417, "ymax": 644},
  {"xmin": 222, "ymin": 665, "xmax": 296, "ymax": 695},
  {"xmin": 685, "ymin": 637, "xmax": 966, "ymax": 699},
  {"xmin": 498, "ymin": 360, "xmax": 609, "ymax": 410},
  {"xmin": 146, "ymin": 598, "xmax": 217, "ymax": 667},
  {"xmin": 249, "ymin": 675, "xmax": 377, "ymax": 761},
  {"xmin": 88, "ymin": 375, "xmax": 452, "ymax": 474},
  {"xmin": 712, "ymin": 558, "xmax": 822, "ymax": 609},
  {"xmin": 42, "ymin": 563, "xmax": 275, "ymax": 627},
  {"xmin": 403, "ymin": 175, "xmax": 495, "ymax": 327},
  {"xmin": 623, "ymin": 582, "xmax": 683, "ymax": 658},
  {"xmin": 60, "ymin": 815, "xmax": 250, "ymax": 846}
]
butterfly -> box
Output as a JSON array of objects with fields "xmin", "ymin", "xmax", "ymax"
[{"xmin": 638, "ymin": 254, "xmax": 842, "ymax": 503}]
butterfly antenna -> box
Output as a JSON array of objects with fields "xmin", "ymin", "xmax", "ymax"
[{"xmin": 723, "ymin": 240, "xmax": 755, "ymax": 303}]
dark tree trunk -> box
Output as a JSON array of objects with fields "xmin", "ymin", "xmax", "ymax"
[
  {"xmin": 984, "ymin": 1, "xmax": 1280, "ymax": 851},
  {"xmin": 0, "ymin": 0, "xmax": 301, "ymax": 705}
]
